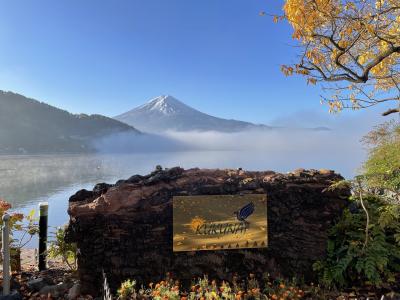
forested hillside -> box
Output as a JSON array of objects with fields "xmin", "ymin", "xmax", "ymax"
[{"xmin": 0, "ymin": 91, "xmax": 139, "ymax": 154}]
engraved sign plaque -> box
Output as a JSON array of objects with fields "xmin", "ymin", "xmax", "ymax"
[{"xmin": 173, "ymin": 194, "xmax": 267, "ymax": 252}]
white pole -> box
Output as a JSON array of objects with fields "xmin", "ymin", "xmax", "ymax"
[{"xmin": 2, "ymin": 213, "xmax": 10, "ymax": 296}]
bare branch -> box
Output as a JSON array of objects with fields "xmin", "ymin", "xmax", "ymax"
[{"xmin": 382, "ymin": 108, "xmax": 400, "ymax": 116}]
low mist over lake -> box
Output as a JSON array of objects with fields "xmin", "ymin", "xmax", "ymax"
[
  {"xmin": 1, "ymin": 140, "xmax": 364, "ymax": 226},
  {"xmin": 1, "ymin": 101, "xmax": 381, "ymax": 239},
  {"xmin": 0, "ymin": 91, "xmax": 377, "ymax": 232}
]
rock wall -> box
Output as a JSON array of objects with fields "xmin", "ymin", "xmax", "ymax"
[{"xmin": 65, "ymin": 167, "xmax": 350, "ymax": 294}]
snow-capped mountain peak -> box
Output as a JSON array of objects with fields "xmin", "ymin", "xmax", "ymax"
[
  {"xmin": 114, "ymin": 95, "xmax": 270, "ymax": 133},
  {"xmin": 136, "ymin": 95, "xmax": 191, "ymax": 116}
]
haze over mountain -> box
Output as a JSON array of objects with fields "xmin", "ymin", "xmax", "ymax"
[
  {"xmin": 114, "ymin": 95, "xmax": 271, "ymax": 133},
  {"xmin": 0, "ymin": 91, "xmax": 139, "ymax": 154},
  {"xmin": 0, "ymin": 91, "xmax": 332, "ymax": 155}
]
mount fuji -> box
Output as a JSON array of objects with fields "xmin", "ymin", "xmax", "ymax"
[{"xmin": 114, "ymin": 95, "xmax": 271, "ymax": 133}]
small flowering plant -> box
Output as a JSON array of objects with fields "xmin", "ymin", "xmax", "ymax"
[
  {"xmin": 148, "ymin": 280, "xmax": 180, "ymax": 300},
  {"xmin": 116, "ymin": 273, "xmax": 306, "ymax": 300},
  {"xmin": 0, "ymin": 198, "xmax": 39, "ymax": 250},
  {"xmin": 118, "ymin": 279, "xmax": 137, "ymax": 300},
  {"xmin": 262, "ymin": 275, "xmax": 305, "ymax": 300}
]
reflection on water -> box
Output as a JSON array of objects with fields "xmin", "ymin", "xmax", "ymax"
[
  {"xmin": 0, "ymin": 155, "xmax": 113, "ymax": 209},
  {"xmin": 0, "ymin": 150, "xmax": 359, "ymax": 232}
]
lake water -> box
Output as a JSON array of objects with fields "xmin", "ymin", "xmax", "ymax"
[{"xmin": 0, "ymin": 150, "xmax": 362, "ymax": 247}]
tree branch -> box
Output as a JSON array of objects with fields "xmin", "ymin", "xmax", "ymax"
[
  {"xmin": 361, "ymin": 46, "xmax": 400, "ymax": 82},
  {"xmin": 382, "ymin": 108, "xmax": 400, "ymax": 116}
]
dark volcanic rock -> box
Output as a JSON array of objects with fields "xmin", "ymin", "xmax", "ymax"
[
  {"xmin": 126, "ymin": 175, "xmax": 143, "ymax": 184},
  {"xmin": 26, "ymin": 278, "xmax": 46, "ymax": 292},
  {"xmin": 68, "ymin": 189, "xmax": 93, "ymax": 203},
  {"xmin": 0, "ymin": 290, "xmax": 22, "ymax": 300},
  {"xmin": 92, "ymin": 183, "xmax": 113, "ymax": 197},
  {"xmin": 65, "ymin": 167, "xmax": 350, "ymax": 295}
]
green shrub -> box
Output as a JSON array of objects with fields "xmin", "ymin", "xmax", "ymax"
[
  {"xmin": 47, "ymin": 225, "xmax": 78, "ymax": 271},
  {"xmin": 313, "ymin": 196, "xmax": 400, "ymax": 287},
  {"xmin": 362, "ymin": 121, "xmax": 400, "ymax": 201},
  {"xmin": 314, "ymin": 121, "xmax": 400, "ymax": 288}
]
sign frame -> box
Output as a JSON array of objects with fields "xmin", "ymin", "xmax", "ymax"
[{"xmin": 173, "ymin": 194, "xmax": 268, "ymax": 252}]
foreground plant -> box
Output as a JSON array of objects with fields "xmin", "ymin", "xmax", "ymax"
[
  {"xmin": 118, "ymin": 279, "xmax": 137, "ymax": 300},
  {"xmin": 362, "ymin": 121, "xmax": 400, "ymax": 201},
  {"xmin": 313, "ymin": 195, "xmax": 400, "ymax": 287},
  {"xmin": 0, "ymin": 198, "xmax": 38, "ymax": 272},
  {"xmin": 0, "ymin": 198, "xmax": 38, "ymax": 248},
  {"xmin": 47, "ymin": 225, "xmax": 78, "ymax": 271},
  {"xmin": 313, "ymin": 122, "xmax": 400, "ymax": 287},
  {"xmin": 116, "ymin": 273, "xmax": 306, "ymax": 300},
  {"xmin": 263, "ymin": 279, "xmax": 304, "ymax": 300}
]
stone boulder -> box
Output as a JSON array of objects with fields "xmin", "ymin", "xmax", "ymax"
[{"xmin": 65, "ymin": 167, "xmax": 350, "ymax": 295}]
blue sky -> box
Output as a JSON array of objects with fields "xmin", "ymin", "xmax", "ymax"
[{"xmin": 0, "ymin": 0, "xmax": 388, "ymax": 126}]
